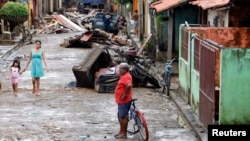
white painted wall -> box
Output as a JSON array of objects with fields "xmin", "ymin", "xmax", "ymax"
[
  {"xmin": 147, "ymin": 0, "xmax": 153, "ymax": 35},
  {"xmin": 207, "ymin": 9, "xmax": 229, "ymax": 27}
]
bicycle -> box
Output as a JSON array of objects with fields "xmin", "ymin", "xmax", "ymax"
[
  {"xmin": 107, "ymin": 46, "xmax": 161, "ymax": 88},
  {"xmin": 126, "ymin": 99, "xmax": 149, "ymax": 141},
  {"xmin": 162, "ymin": 58, "xmax": 178, "ymax": 96}
]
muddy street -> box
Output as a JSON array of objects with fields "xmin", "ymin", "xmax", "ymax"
[{"xmin": 0, "ymin": 33, "xmax": 198, "ymax": 141}]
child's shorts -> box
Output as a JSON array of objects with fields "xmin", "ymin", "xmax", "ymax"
[{"xmin": 11, "ymin": 77, "xmax": 19, "ymax": 84}]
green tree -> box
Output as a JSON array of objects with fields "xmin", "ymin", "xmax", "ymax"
[
  {"xmin": 0, "ymin": 1, "xmax": 28, "ymax": 23},
  {"xmin": 117, "ymin": 0, "xmax": 132, "ymax": 4}
]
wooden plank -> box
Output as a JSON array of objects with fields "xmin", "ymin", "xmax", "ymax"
[
  {"xmin": 80, "ymin": 33, "xmax": 93, "ymax": 41},
  {"xmin": 137, "ymin": 34, "xmax": 152, "ymax": 56}
]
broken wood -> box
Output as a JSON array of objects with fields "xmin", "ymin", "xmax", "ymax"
[{"xmin": 137, "ymin": 34, "xmax": 152, "ymax": 56}]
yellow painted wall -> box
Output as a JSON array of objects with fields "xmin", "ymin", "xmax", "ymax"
[{"xmin": 27, "ymin": 1, "xmax": 33, "ymax": 28}]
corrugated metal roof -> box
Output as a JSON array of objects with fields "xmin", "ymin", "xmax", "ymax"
[
  {"xmin": 189, "ymin": 0, "xmax": 230, "ymax": 10},
  {"xmin": 150, "ymin": 0, "xmax": 188, "ymax": 12}
]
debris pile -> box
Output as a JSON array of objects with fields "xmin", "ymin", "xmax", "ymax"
[{"xmin": 34, "ymin": 10, "xmax": 161, "ymax": 92}]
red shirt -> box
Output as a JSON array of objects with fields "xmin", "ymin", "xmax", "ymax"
[{"xmin": 115, "ymin": 72, "xmax": 132, "ymax": 104}]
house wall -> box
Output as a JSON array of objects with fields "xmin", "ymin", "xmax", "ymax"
[
  {"xmin": 229, "ymin": 4, "xmax": 250, "ymax": 27},
  {"xmin": 188, "ymin": 27, "xmax": 250, "ymax": 48},
  {"xmin": 188, "ymin": 27, "xmax": 250, "ymax": 87},
  {"xmin": 179, "ymin": 59, "xmax": 190, "ymax": 103},
  {"xmin": 220, "ymin": 48, "xmax": 250, "ymax": 124},
  {"xmin": 190, "ymin": 63, "xmax": 199, "ymax": 114},
  {"xmin": 181, "ymin": 27, "xmax": 250, "ymax": 125},
  {"xmin": 179, "ymin": 26, "xmax": 191, "ymax": 104},
  {"xmin": 207, "ymin": 9, "xmax": 229, "ymax": 27},
  {"xmin": 190, "ymin": 34, "xmax": 200, "ymax": 114},
  {"xmin": 133, "ymin": 0, "xmax": 138, "ymax": 11},
  {"xmin": 174, "ymin": 5, "xmax": 198, "ymax": 53},
  {"xmin": 144, "ymin": 0, "xmax": 151, "ymax": 35}
]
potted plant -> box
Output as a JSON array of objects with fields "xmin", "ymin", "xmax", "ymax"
[{"xmin": 0, "ymin": 2, "xmax": 28, "ymax": 23}]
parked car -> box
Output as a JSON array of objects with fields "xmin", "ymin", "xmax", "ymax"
[{"xmin": 91, "ymin": 12, "xmax": 119, "ymax": 34}]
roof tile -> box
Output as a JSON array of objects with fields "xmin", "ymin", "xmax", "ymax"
[{"xmin": 189, "ymin": 0, "xmax": 230, "ymax": 10}]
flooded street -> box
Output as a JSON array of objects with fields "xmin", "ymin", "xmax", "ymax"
[{"xmin": 0, "ymin": 33, "xmax": 198, "ymax": 141}]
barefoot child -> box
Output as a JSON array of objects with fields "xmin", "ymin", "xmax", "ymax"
[{"xmin": 6, "ymin": 59, "xmax": 23, "ymax": 96}]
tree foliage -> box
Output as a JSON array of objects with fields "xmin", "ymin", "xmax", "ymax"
[
  {"xmin": 117, "ymin": 0, "xmax": 132, "ymax": 5},
  {"xmin": 0, "ymin": 2, "xmax": 29, "ymax": 23}
]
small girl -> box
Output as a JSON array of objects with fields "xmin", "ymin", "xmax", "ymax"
[{"xmin": 6, "ymin": 59, "xmax": 23, "ymax": 96}]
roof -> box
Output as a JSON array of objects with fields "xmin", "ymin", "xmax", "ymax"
[
  {"xmin": 189, "ymin": 0, "xmax": 230, "ymax": 10},
  {"xmin": 150, "ymin": 0, "xmax": 188, "ymax": 13}
]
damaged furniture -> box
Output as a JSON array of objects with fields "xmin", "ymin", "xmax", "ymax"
[{"xmin": 72, "ymin": 44, "xmax": 119, "ymax": 93}]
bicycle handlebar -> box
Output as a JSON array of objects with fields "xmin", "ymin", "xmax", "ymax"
[
  {"xmin": 166, "ymin": 58, "xmax": 178, "ymax": 65},
  {"xmin": 132, "ymin": 99, "xmax": 138, "ymax": 102}
]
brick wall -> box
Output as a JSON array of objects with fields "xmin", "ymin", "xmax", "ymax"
[{"xmin": 229, "ymin": 5, "xmax": 250, "ymax": 27}]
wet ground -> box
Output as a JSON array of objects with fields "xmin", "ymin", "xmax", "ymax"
[{"xmin": 0, "ymin": 33, "xmax": 198, "ymax": 141}]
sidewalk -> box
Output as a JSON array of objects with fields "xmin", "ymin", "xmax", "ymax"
[{"xmin": 127, "ymin": 21, "xmax": 208, "ymax": 141}]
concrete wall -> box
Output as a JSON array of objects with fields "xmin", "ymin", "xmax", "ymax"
[
  {"xmin": 180, "ymin": 27, "xmax": 250, "ymax": 122},
  {"xmin": 187, "ymin": 27, "xmax": 250, "ymax": 48},
  {"xmin": 179, "ymin": 59, "xmax": 190, "ymax": 103},
  {"xmin": 207, "ymin": 9, "xmax": 229, "ymax": 27},
  {"xmin": 190, "ymin": 34, "xmax": 200, "ymax": 114},
  {"xmin": 179, "ymin": 26, "xmax": 191, "ymax": 104},
  {"xmin": 220, "ymin": 48, "xmax": 250, "ymax": 124}
]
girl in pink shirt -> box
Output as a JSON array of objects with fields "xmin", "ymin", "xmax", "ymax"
[{"xmin": 6, "ymin": 59, "xmax": 23, "ymax": 96}]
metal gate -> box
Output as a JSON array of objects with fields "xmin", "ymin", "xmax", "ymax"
[
  {"xmin": 181, "ymin": 28, "xmax": 189, "ymax": 61},
  {"xmin": 193, "ymin": 36, "xmax": 201, "ymax": 71},
  {"xmin": 199, "ymin": 41, "xmax": 217, "ymax": 130}
]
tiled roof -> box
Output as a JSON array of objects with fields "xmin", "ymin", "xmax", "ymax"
[
  {"xmin": 189, "ymin": 0, "xmax": 230, "ymax": 10},
  {"xmin": 150, "ymin": 0, "xmax": 188, "ymax": 12}
]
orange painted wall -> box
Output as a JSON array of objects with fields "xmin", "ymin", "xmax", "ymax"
[
  {"xmin": 112, "ymin": 0, "xmax": 118, "ymax": 13},
  {"xmin": 133, "ymin": 0, "xmax": 138, "ymax": 11},
  {"xmin": 187, "ymin": 27, "xmax": 250, "ymax": 87},
  {"xmin": 188, "ymin": 27, "xmax": 250, "ymax": 48}
]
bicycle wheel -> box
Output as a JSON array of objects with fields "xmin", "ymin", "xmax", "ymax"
[
  {"xmin": 162, "ymin": 72, "xmax": 167, "ymax": 93},
  {"xmin": 135, "ymin": 110, "xmax": 149, "ymax": 141},
  {"xmin": 166, "ymin": 75, "xmax": 171, "ymax": 96}
]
